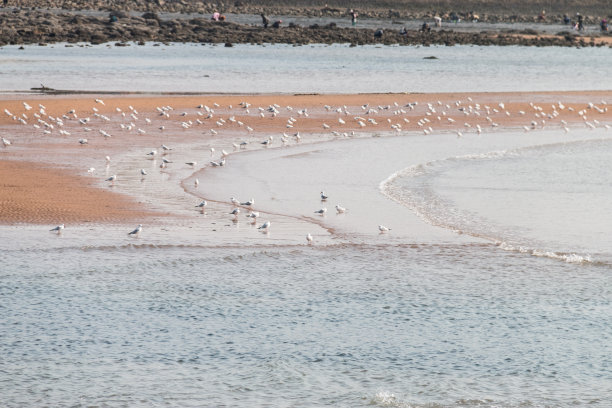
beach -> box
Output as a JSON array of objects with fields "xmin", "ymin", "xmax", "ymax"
[
  {"xmin": 2, "ymin": 91, "xmax": 610, "ymax": 236},
  {"xmin": 2, "ymin": 37, "xmax": 612, "ymax": 407}
]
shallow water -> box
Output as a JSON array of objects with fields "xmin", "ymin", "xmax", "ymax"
[{"xmin": 1, "ymin": 43, "xmax": 610, "ymax": 93}]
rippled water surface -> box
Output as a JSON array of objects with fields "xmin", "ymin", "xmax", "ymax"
[{"xmin": 2, "ymin": 244, "xmax": 611, "ymax": 407}]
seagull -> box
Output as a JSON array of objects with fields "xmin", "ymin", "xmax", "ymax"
[
  {"xmin": 378, "ymin": 225, "xmax": 390, "ymax": 233},
  {"xmin": 147, "ymin": 149, "xmax": 157, "ymax": 156},
  {"xmin": 1, "ymin": 137, "xmax": 11, "ymax": 147},
  {"xmin": 306, "ymin": 233, "xmax": 313, "ymax": 244},
  {"xmin": 105, "ymin": 175, "xmax": 117, "ymax": 184},
  {"xmin": 78, "ymin": 138, "xmax": 88, "ymax": 145},
  {"xmin": 162, "ymin": 158, "xmax": 172, "ymax": 164},
  {"xmin": 245, "ymin": 211, "xmax": 259, "ymax": 221},
  {"xmin": 241, "ymin": 198, "xmax": 255, "ymax": 207},
  {"xmin": 314, "ymin": 208, "xmax": 327, "ymax": 215},
  {"xmin": 105, "ymin": 156, "xmax": 111, "ymax": 163},
  {"xmin": 185, "ymin": 161, "xmax": 197, "ymax": 167},
  {"xmin": 195, "ymin": 200, "xmax": 208, "ymax": 213},
  {"xmin": 194, "ymin": 178, "xmax": 199, "ymax": 187},
  {"xmin": 128, "ymin": 224, "xmax": 142, "ymax": 237},
  {"xmin": 87, "ymin": 167, "xmax": 95, "ymax": 174},
  {"xmin": 49, "ymin": 224, "xmax": 64, "ymax": 234},
  {"xmin": 161, "ymin": 144, "xmax": 172, "ymax": 151},
  {"xmin": 335, "ymin": 204, "xmax": 346, "ymax": 213},
  {"xmin": 229, "ymin": 208, "xmax": 240, "ymax": 216},
  {"xmin": 140, "ymin": 169, "xmax": 147, "ymax": 176},
  {"xmin": 320, "ymin": 191, "xmax": 328, "ymax": 201},
  {"xmin": 258, "ymin": 221, "xmax": 271, "ymax": 231},
  {"xmin": 231, "ymin": 197, "xmax": 240, "ymax": 205}
]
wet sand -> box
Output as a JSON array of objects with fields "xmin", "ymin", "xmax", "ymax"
[{"xmin": 1, "ymin": 91, "xmax": 610, "ymax": 245}]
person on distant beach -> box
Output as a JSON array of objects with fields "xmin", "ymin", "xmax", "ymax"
[
  {"xmin": 261, "ymin": 13, "xmax": 270, "ymax": 28},
  {"xmin": 212, "ymin": 12, "xmax": 220, "ymax": 21},
  {"xmin": 420, "ymin": 22, "xmax": 431, "ymax": 32},
  {"xmin": 350, "ymin": 9, "xmax": 358, "ymax": 26},
  {"xmin": 272, "ymin": 20, "xmax": 282, "ymax": 28},
  {"xmin": 601, "ymin": 18, "xmax": 609, "ymax": 32},
  {"xmin": 434, "ymin": 16, "xmax": 442, "ymax": 27},
  {"xmin": 538, "ymin": 10, "xmax": 546, "ymax": 22},
  {"xmin": 374, "ymin": 28, "xmax": 383, "ymax": 38},
  {"xmin": 563, "ymin": 14, "xmax": 571, "ymax": 25},
  {"xmin": 399, "ymin": 26, "xmax": 407, "ymax": 35},
  {"xmin": 577, "ymin": 13, "xmax": 584, "ymax": 31},
  {"xmin": 2, "ymin": 0, "xmax": 7, "ymax": 7}
]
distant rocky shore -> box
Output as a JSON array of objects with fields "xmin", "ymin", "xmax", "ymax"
[
  {"xmin": 0, "ymin": 9, "xmax": 610, "ymax": 47},
  {"xmin": 2, "ymin": 0, "xmax": 612, "ymax": 24}
]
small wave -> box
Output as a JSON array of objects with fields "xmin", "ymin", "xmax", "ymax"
[{"xmin": 497, "ymin": 241, "xmax": 593, "ymax": 264}]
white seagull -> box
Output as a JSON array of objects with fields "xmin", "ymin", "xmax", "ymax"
[
  {"xmin": 241, "ymin": 198, "xmax": 255, "ymax": 207},
  {"xmin": 258, "ymin": 221, "xmax": 271, "ymax": 231},
  {"xmin": 306, "ymin": 233, "xmax": 313, "ymax": 244},
  {"xmin": 335, "ymin": 204, "xmax": 346, "ymax": 213},
  {"xmin": 314, "ymin": 208, "xmax": 327, "ymax": 215},
  {"xmin": 106, "ymin": 175, "xmax": 117, "ymax": 184},
  {"xmin": 128, "ymin": 224, "xmax": 142, "ymax": 237},
  {"xmin": 320, "ymin": 191, "xmax": 328, "ymax": 201},
  {"xmin": 378, "ymin": 225, "xmax": 390, "ymax": 233}
]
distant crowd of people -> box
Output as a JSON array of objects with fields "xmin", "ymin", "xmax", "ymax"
[{"xmin": 207, "ymin": 8, "xmax": 609, "ymax": 35}]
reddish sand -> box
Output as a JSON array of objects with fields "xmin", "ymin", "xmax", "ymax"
[
  {"xmin": 0, "ymin": 160, "xmax": 157, "ymax": 224},
  {"xmin": 1, "ymin": 91, "xmax": 610, "ymax": 225}
]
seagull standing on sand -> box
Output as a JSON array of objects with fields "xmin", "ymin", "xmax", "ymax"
[
  {"xmin": 106, "ymin": 175, "xmax": 117, "ymax": 185},
  {"xmin": 314, "ymin": 208, "xmax": 327, "ymax": 215},
  {"xmin": 306, "ymin": 233, "xmax": 313, "ymax": 244},
  {"xmin": 378, "ymin": 225, "xmax": 390, "ymax": 233},
  {"xmin": 128, "ymin": 224, "xmax": 142, "ymax": 237},
  {"xmin": 335, "ymin": 204, "xmax": 346, "ymax": 213},
  {"xmin": 241, "ymin": 198, "xmax": 255, "ymax": 207},
  {"xmin": 50, "ymin": 224, "xmax": 64, "ymax": 234},
  {"xmin": 320, "ymin": 191, "xmax": 328, "ymax": 201}
]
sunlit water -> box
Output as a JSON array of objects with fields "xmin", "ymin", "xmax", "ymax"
[{"xmin": 0, "ymin": 43, "xmax": 610, "ymax": 93}]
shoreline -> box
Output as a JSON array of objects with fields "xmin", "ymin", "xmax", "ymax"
[{"xmin": 1, "ymin": 91, "xmax": 610, "ymax": 248}]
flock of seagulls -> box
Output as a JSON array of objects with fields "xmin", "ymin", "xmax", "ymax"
[{"xmin": 1, "ymin": 95, "xmax": 609, "ymax": 243}]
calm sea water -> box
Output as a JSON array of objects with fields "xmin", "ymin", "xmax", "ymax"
[
  {"xmin": 1, "ymin": 44, "xmax": 611, "ymax": 407},
  {"xmin": 0, "ymin": 43, "xmax": 610, "ymax": 93},
  {"xmin": 1, "ymin": 243, "xmax": 610, "ymax": 408}
]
